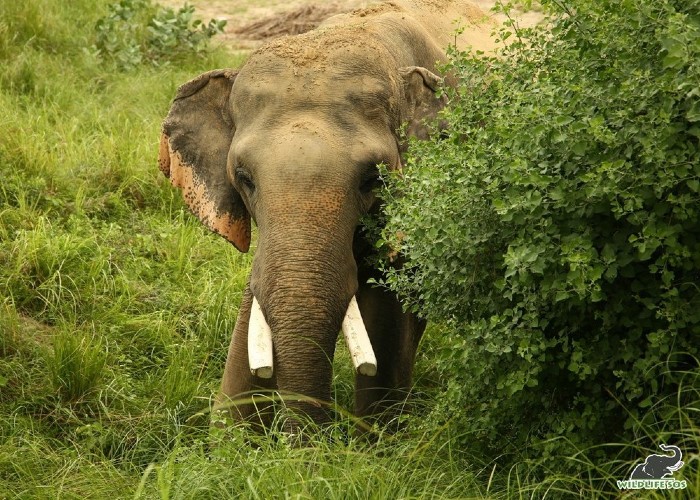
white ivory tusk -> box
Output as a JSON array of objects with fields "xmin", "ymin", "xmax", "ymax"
[
  {"xmin": 341, "ymin": 296, "xmax": 377, "ymax": 376},
  {"xmin": 248, "ymin": 296, "xmax": 274, "ymax": 379}
]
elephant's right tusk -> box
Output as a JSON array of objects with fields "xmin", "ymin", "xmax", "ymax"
[
  {"xmin": 342, "ymin": 296, "xmax": 377, "ymax": 376},
  {"xmin": 248, "ymin": 296, "xmax": 274, "ymax": 379}
]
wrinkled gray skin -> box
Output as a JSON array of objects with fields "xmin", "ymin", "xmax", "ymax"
[
  {"xmin": 159, "ymin": 1, "xmax": 486, "ymax": 432},
  {"xmin": 630, "ymin": 445, "xmax": 684, "ymax": 479}
]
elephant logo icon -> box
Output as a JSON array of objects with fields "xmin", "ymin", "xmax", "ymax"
[{"xmin": 629, "ymin": 444, "xmax": 684, "ymax": 480}]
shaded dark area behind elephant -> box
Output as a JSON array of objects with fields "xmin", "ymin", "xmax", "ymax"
[{"xmin": 158, "ymin": 0, "xmax": 495, "ymax": 433}]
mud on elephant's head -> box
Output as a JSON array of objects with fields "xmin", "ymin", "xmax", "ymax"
[{"xmin": 159, "ymin": 19, "xmax": 446, "ymax": 427}]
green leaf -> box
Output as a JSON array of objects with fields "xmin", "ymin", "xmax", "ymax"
[
  {"xmin": 554, "ymin": 115, "xmax": 574, "ymax": 126},
  {"xmin": 660, "ymin": 36, "xmax": 687, "ymax": 69}
]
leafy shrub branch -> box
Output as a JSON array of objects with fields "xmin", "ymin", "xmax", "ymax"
[
  {"xmin": 380, "ymin": 0, "xmax": 700, "ymax": 462},
  {"xmin": 92, "ymin": 0, "xmax": 226, "ymax": 70}
]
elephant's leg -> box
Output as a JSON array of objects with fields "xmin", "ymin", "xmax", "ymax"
[
  {"xmin": 353, "ymin": 280, "xmax": 426, "ymax": 429},
  {"xmin": 218, "ymin": 283, "xmax": 277, "ymax": 429}
]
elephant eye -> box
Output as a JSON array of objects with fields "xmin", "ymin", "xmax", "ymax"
[{"xmin": 235, "ymin": 168, "xmax": 255, "ymax": 192}]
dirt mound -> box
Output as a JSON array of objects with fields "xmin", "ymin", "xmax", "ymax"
[{"xmin": 233, "ymin": 3, "xmax": 351, "ymax": 40}]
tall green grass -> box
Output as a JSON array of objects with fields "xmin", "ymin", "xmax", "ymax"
[
  {"xmin": 1, "ymin": 0, "xmax": 249, "ymax": 494},
  {"xmin": 0, "ymin": 1, "xmax": 697, "ymax": 498}
]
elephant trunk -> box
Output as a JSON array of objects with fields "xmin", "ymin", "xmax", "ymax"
[
  {"xmin": 659, "ymin": 444, "xmax": 682, "ymax": 462},
  {"xmin": 250, "ymin": 209, "xmax": 359, "ymax": 430},
  {"xmin": 261, "ymin": 269, "xmax": 347, "ymax": 429},
  {"xmin": 248, "ymin": 295, "xmax": 376, "ymax": 380}
]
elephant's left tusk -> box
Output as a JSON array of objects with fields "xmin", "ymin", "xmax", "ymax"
[
  {"xmin": 248, "ymin": 296, "xmax": 274, "ymax": 379},
  {"xmin": 342, "ymin": 296, "xmax": 377, "ymax": 376}
]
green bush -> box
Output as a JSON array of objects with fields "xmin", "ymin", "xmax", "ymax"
[
  {"xmin": 92, "ymin": 0, "xmax": 226, "ymax": 70},
  {"xmin": 379, "ymin": 0, "xmax": 700, "ymax": 462}
]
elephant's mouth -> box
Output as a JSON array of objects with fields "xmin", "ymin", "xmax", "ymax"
[{"xmin": 247, "ymin": 295, "xmax": 377, "ymax": 380}]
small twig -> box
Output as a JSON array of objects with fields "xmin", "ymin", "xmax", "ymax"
[{"xmin": 499, "ymin": 1, "xmax": 524, "ymax": 48}]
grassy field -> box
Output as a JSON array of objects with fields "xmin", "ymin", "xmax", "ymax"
[{"xmin": 0, "ymin": 1, "xmax": 697, "ymax": 498}]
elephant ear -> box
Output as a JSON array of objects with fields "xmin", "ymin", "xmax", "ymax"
[
  {"xmin": 399, "ymin": 66, "xmax": 448, "ymax": 141},
  {"xmin": 159, "ymin": 69, "xmax": 251, "ymax": 252}
]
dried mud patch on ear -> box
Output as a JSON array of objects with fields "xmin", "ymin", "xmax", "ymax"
[{"xmin": 233, "ymin": 3, "xmax": 350, "ymax": 41}]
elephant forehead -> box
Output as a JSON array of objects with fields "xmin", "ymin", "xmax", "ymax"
[
  {"xmin": 234, "ymin": 66, "xmax": 394, "ymax": 110},
  {"xmin": 234, "ymin": 42, "xmax": 398, "ymax": 104},
  {"xmin": 231, "ymin": 77, "xmax": 397, "ymax": 141},
  {"xmin": 233, "ymin": 123, "xmax": 392, "ymax": 169}
]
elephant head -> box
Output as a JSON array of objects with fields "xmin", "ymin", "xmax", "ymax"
[
  {"xmin": 159, "ymin": 24, "xmax": 445, "ymax": 430},
  {"xmin": 629, "ymin": 444, "xmax": 684, "ymax": 480}
]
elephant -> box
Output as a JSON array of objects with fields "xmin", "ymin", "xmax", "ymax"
[
  {"xmin": 629, "ymin": 444, "xmax": 684, "ymax": 480},
  {"xmin": 158, "ymin": 0, "xmax": 495, "ymax": 433}
]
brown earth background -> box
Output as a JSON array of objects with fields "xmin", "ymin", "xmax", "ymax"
[{"xmin": 160, "ymin": 0, "xmax": 542, "ymax": 54}]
